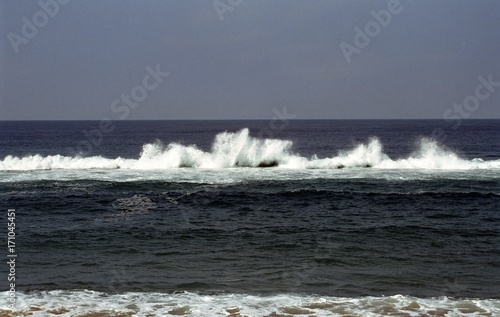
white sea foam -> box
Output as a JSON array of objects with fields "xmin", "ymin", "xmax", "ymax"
[
  {"xmin": 1, "ymin": 128, "xmax": 499, "ymax": 171},
  {"xmin": 0, "ymin": 291, "xmax": 498, "ymax": 317}
]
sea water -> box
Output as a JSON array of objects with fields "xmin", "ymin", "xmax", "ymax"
[{"xmin": 0, "ymin": 120, "xmax": 499, "ymax": 316}]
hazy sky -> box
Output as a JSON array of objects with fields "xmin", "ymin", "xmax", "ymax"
[{"xmin": 1, "ymin": 0, "xmax": 499, "ymax": 120}]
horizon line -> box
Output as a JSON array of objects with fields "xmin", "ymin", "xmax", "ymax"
[{"xmin": 1, "ymin": 118, "xmax": 500, "ymax": 122}]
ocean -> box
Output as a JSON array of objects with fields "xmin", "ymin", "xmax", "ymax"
[{"xmin": 0, "ymin": 120, "xmax": 499, "ymax": 316}]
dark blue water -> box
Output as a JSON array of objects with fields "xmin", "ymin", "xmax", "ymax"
[{"xmin": 0, "ymin": 120, "xmax": 499, "ymax": 313}]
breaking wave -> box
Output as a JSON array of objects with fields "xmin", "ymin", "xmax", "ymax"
[
  {"xmin": 1, "ymin": 128, "xmax": 499, "ymax": 171},
  {"xmin": 1, "ymin": 291, "xmax": 499, "ymax": 317}
]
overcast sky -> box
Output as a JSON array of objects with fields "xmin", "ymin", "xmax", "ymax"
[{"xmin": 1, "ymin": 0, "xmax": 499, "ymax": 120}]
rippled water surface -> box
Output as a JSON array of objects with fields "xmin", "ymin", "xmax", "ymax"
[{"xmin": 0, "ymin": 120, "xmax": 499, "ymax": 316}]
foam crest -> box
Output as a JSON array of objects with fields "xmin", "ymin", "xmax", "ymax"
[
  {"xmin": 133, "ymin": 129, "xmax": 293, "ymax": 169},
  {"xmin": 0, "ymin": 154, "xmax": 134, "ymax": 171},
  {"xmin": 378, "ymin": 139, "xmax": 500, "ymax": 169},
  {"xmin": 0, "ymin": 129, "xmax": 499, "ymax": 171},
  {"xmin": 304, "ymin": 137, "xmax": 388, "ymax": 169},
  {"xmin": 1, "ymin": 291, "xmax": 498, "ymax": 317},
  {"xmin": 137, "ymin": 141, "xmax": 207, "ymax": 168},
  {"xmin": 210, "ymin": 129, "xmax": 292, "ymax": 167}
]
